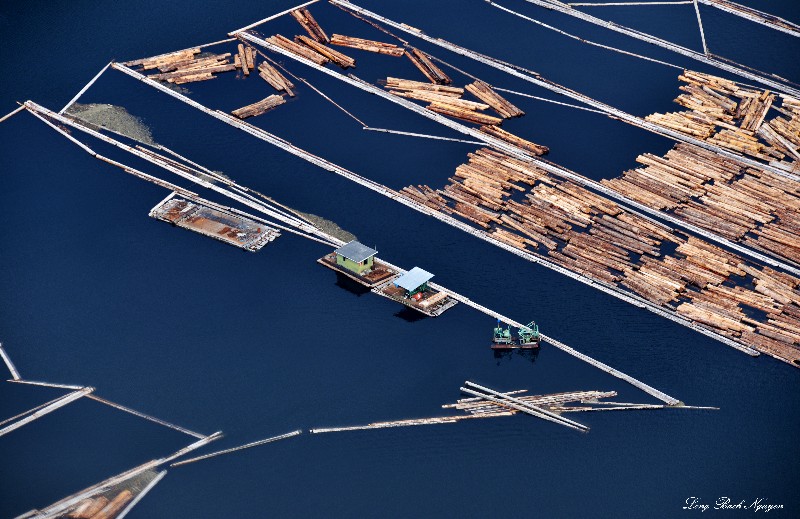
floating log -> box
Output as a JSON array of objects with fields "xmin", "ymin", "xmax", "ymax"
[
  {"xmin": 290, "ymin": 7, "xmax": 329, "ymax": 43},
  {"xmin": 295, "ymin": 35, "xmax": 356, "ymax": 68},
  {"xmin": 427, "ymin": 103, "xmax": 502, "ymax": 125},
  {"xmin": 465, "ymin": 80, "xmax": 525, "ymax": 118},
  {"xmin": 390, "ymin": 89, "xmax": 488, "ymax": 110},
  {"xmin": 479, "ymin": 125, "xmax": 548, "ymax": 155},
  {"xmin": 238, "ymin": 44, "xmax": 250, "ymax": 76},
  {"xmin": 405, "ymin": 48, "xmax": 451, "ymax": 84},
  {"xmin": 329, "ymin": 34, "xmax": 405, "ymax": 56},
  {"xmin": 267, "ymin": 34, "xmax": 329, "ymax": 65},
  {"xmin": 258, "ymin": 61, "xmax": 295, "ymax": 96},
  {"xmin": 384, "ymin": 77, "xmax": 463, "ymax": 96},
  {"xmin": 232, "ymin": 95, "xmax": 286, "ymax": 119}
]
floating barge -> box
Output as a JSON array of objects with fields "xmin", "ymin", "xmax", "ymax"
[
  {"xmin": 317, "ymin": 241, "xmax": 397, "ymax": 288},
  {"xmin": 318, "ymin": 241, "xmax": 456, "ymax": 316},
  {"xmin": 373, "ymin": 267, "xmax": 457, "ymax": 317},
  {"xmin": 491, "ymin": 320, "xmax": 541, "ymax": 350},
  {"xmin": 149, "ymin": 194, "xmax": 280, "ymax": 252}
]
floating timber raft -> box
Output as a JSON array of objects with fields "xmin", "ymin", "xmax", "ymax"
[
  {"xmin": 266, "ymin": 34, "xmax": 329, "ymax": 65},
  {"xmin": 149, "ymin": 193, "xmax": 280, "ymax": 251},
  {"xmin": 232, "ymin": 94, "xmax": 286, "ymax": 118},
  {"xmin": 372, "ymin": 280, "xmax": 458, "ymax": 317},
  {"xmin": 290, "ymin": 6, "xmax": 329, "ymax": 43},
  {"xmin": 329, "ymin": 34, "xmax": 405, "ymax": 56}
]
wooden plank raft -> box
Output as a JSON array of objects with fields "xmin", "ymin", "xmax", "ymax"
[
  {"xmin": 232, "ymin": 95, "xmax": 286, "ymax": 119},
  {"xmin": 267, "ymin": 34, "xmax": 329, "ymax": 65}
]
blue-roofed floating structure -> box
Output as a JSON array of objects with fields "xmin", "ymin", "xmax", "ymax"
[
  {"xmin": 393, "ymin": 267, "xmax": 434, "ymax": 296},
  {"xmin": 375, "ymin": 266, "xmax": 457, "ymax": 317}
]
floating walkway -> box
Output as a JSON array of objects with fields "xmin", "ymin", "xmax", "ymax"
[
  {"xmin": 0, "ymin": 387, "xmax": 94, "ymax": 438},
  {"xmin": 0, "ymin": 342, "xmax": 21, "ymax": 380},
  {"xmin": 170, "ymin": 429, "xmax": 302, "ymax": 467}
]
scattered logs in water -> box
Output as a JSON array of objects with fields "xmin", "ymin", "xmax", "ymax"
[
  {"xmin": 232, "ymin": 94, "xmax": 286, "ymax": 119},
  {"xmin": 141, "ymin": 50, "xmax": 236, "ymax": 84}
]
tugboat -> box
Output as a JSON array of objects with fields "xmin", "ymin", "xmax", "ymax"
[{"xmin": 491, "ymin": 320, "xmax": 540, "ymax": 349}]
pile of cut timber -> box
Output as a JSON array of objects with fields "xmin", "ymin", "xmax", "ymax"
[
  {"xmin": 290, "ymin": 7, "xmax": 329, "ymax": 43},
  {"xmin": 258, "ymin": 61, "xmax": 295, "ymax": 96},
  {"xmin": 234, "ymin": 44, "xmax": 255, "ymax": 76},
  {"xmin": 267, "ymin": 34, "xmax": 329, "ymax": 65},
  {"xmin": 465, "ymin": 81, "xmax": 524, "ymax": 118},
  {"xmin": 295, "ymin": 35, "xmax": 356, "ymax": 68},
  {"xmin": 140, "ymin": 50, "xmax": 235, "ymax": 84},
  {"xmin": 397, "ymin": 146, "xmax": 800, "ymax": 365},
  {"xmin": 384, "ymin": 77, "xmax": 463, "ymax": 97},
  {"xmin": 405, "ymin": 48, "xmax": 451, "ymax": 85},
  {"xmin": 232, "ymin": 95, "xmax": 285, "ymax": 119},
  {"xmin": 330, "ymin": 34, "xmax": 405, "ymax": 56},
  {"xmin": 67, "ymin": 490, "xmax": 132, "ymax": 519}
]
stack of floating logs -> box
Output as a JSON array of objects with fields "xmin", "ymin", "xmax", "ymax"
[
  {"xmin": 267, "ymin": 34, "xmax": 329, "ymax": 65},
  {"xmin": 67, "ymin": 490, "xmax": 132, "ymax": 519},
  {"xmin": 602, "ymin": 139, "xmax": 800, "ymax": 263},
  {"xmin": 290, "ymin": 7, "xmax": 329, "ymax": 43},
  {"xmin": 330, "ymin": 34, "xmax": 405, "ymax": 56},
  {"xmin": 131, "ymin": 49, "xmax": 236, "ymax": 84},
  {"xmin": 466, "ymin": 81, "xmax": 525, "ymax": 118},
  {"xmin": 646, "ymin": 69, "xmax": 799, "ymax": 166},
  {"xmin": 234, "ymin": 43, "xmax": 256, "ymax": 76},
  {"xmin": 232, "ymin": 94, "xmax": 285, "ymax": 119},
  {"xmin": 296, "ymin": 35, "xmax": 356, "ymax": 68},
  {"xmin": 258, "ymin": 61, "xmax": 295, "ymax": 96},
  {"xmin": 405, "ymin": 47, "xmax": 451, "ymax": 85},
  {"xmin": 398, "ymin": 147, "xmax": 800, "ymax": 365},
  {"xmin": 383, "ymin": 77, "xmax": 542, "ymax": 145}
]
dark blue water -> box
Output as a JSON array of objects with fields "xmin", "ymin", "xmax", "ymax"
[{"xmin": 2, "ymin": 1, "xmax": 799, "ymax": 517}]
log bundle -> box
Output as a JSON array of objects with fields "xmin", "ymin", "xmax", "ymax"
[
  {"xmin": 267, "ymin": 34, "xmax": 329, "ymax": 65},
  {"xmin": 290, "ymin": 7, "xmax": 329, "ymax": 43},
  {"xmin": 258, "ymin": 61, "xmax": 295, "ymax": 96},
  {"xmin": 329, "ymin": 34, "xmax": 405, "ymax": 56},
  {"xmin": 142, "ymin": 51, "xmax": 235, "ymax": 84},
  {"xmin": 67, "ymin": 490, "xmax": 132, "ymax": 519},
  {"xmin": 601, "ymin": 138, "xmax": 800, "ymax": 262},
  {"xmin": 646, "ymin": 69, "xmax": 797, "ymax": 166},
  {"xmin": 405, "ymin": 48, "xmax": 451, "ymax": 85},
  {"xmin": 465, "ymin": 81, "xmax": 524, "ymax": 118},
  {"xmin": 295, "ymin": 35, "xmax": 356, "ymax": 68},
  {"xmin": 232, "ymin": 94, "xmax": 285, "ymax": 119},
  {"xmin": 397, "ymin": 146, "xmax": 800, "ymax": 365}
]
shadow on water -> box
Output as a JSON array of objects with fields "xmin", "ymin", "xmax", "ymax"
[
  {"xmin": 494, "ymin": 348, "xmax": 541, "ymax": 365},
  {"xmin": 394, "ymin": 306, "xmax": 429, "ymax": 323},
  {"xmin": 334, "ymin": 273, "xmax": 372, "ymax": 297}
]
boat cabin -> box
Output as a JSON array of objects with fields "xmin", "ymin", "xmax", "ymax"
[{"xmin": 333, "ymin": 241, "xmax": 378, "ymax": 275}]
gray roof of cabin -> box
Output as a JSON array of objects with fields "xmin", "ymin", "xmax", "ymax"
[
  {"xmin": 334, "ymin": 241, "xmax": 378, "ymax": 263},
  {"xmin": 394, "ymin": 267, "xmax": 434, "ymax": 291}
]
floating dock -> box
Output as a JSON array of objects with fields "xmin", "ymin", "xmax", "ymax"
[
  {"xmin": 149, "ymin": 194, "xmax": 280, "ymax": 251},
  {"xmin": 317, "ymin": 253, "xmax": 397, "ymax": 288},
  {"xmin": 373, "ymin": 267, "xmax": 458, "ymax": 317}
]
